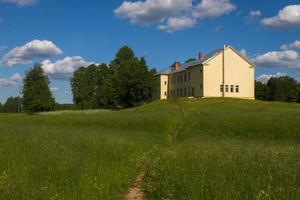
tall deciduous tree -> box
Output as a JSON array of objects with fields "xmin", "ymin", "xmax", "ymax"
[
  {"xmin": 111, "ymin": 46, "xmax": 154, "ymax": 108},
  {"xmin": 22, "ymin": 64, "xmax": 55, "ymax": 113}
]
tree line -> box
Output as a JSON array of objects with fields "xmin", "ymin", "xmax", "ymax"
[
  {"xmin": 0, "ymin": 46, "xmax": 156, "ymax": 113},
  {"xmin": 71, "ymin": 46, "xmax": 156, "ymax": 109},
  {"xmin": 255, "ymin": 76, "xmax": 300, "ymax": 103}
]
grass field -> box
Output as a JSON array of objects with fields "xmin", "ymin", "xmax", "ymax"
[{"xmin": 0, "ymin": 99, "xmax": 299, "ymax": 199}]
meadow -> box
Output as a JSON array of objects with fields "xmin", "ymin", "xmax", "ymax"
[{"xmin": 0, "ymin": 99, "xmax": 299, "ymax": 199}]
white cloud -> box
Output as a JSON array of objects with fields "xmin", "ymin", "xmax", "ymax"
[
  {"xmin": 41, "ymin": 56, "xmax": 94, "ymax": 80},
  {"xmin": 50, "ymin": 87, "xmax": 59, "ymax": 92},
  {"xmin": 261, "ymin": 5, "xmax": 300, "ymax": 28},
  {"xmin": 3, "ymin": 40, "xmax": 62, "ymax": 67},
  {"xmin": 281, "ymin": 40, "xmax": 300, "ymax": 50},
  {"xmin": 0, "ymin": 0, "xmax": 37, "ymax": 7},
  {"xmin": 158, "ymin": 16, "xmax": 197, "ymax": 32},
  {"xmin": 114, "ymin": 0, "xmax": 192, "ymax": 24},
  {"xmin": 192, "ymin": 0, "xmax": 236, "ymax": 19},
  {"xmin": 253, "ymin": 50, "xmax": 300, "ymax": 68},
  {"xmin": 257, "ymin": 72, "xmax": 287, "ymax": 83},
  {"xmin": 0, "ymin": 73, "xmax": 22, "ymax": 87},
  {"xmin": 114, "ymin": 0, "xmax": 236, "ymax": 32}
]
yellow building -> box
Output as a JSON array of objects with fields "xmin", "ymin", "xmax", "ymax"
[{"xmin": 154, "ymin": 45, "xmax": 255, "ymax": 100}]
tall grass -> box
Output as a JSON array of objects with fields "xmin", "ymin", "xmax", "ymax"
[{"xmin": 0, "ymin": 98, "xmax": 299, "ymax": 199}]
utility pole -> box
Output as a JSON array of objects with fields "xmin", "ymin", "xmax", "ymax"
[{"xmin": 222, "ymin": 45, "xmax": 225, "ymax": 97}]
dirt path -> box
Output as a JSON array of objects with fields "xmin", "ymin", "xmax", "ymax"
[{"xmin": 125, "ymin": 172, "xmax": 145, "ymax": 200}]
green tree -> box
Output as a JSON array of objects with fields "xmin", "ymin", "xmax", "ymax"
[
  {"xmin": 3, "ymin": 96, "xmax": 21, "ymax": 113},
  {"xmin": 267, "ymin": 76, "xmax": 299, "ymax": 102},
  {"xmin": 71, "ymin": 65, "xmax": 100, "ymax": 109},
  {"xmin": 149, "ymin": 68, "xmax": 157, "ymax": 75},
  {"xmin": 22, "ymin": 64, "xmax": 55, "ymax": 113},
  {"xmin": 111, "ymin": 46, "xmax": 154, "ymax": 108},
  {"xmin": 255, "ymin": 81, "xmax": 267, "ymax": 100}
]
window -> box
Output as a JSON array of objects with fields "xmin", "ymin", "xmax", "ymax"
[
  {"xmin": 192, "ymin": 87, "xmax": 195, "ymax": 96},
  {"xmin": 188, "ymin": 72, "xmax": 191, "ymax": 81},
  {"xmin": 164, "ymin": 91, "xmax": 167, "ymax": 96},
  {"xmin": 177, "ymin": 76, "xmax": 180, "ymax": 83},
  {"xmin": 165, "ymin": 81, "xmax": 167, "ymax": 85},
  {"xmin": 230, "ymin": 85, "xmax": 234, "ymax": 93},
  {"xmin": 180, "ymin": 75, "xmax": 183, "ymax": 83},
  {"xmin": 180, "ymin": 88, "xmax": 183, "ymax": 96},
  {"xmin": 184, "ymin": 73, "xmax": 187, "ymax": 82},
  {"xmin": 177, "ymin": 89, "xmax": 179, "ymax": 97},
  {"xmin": 225, "ymin": 85, "xmax": 229, "ymax": 93},
  {"xmin": 188, "ymin": 87, "xmax": 190, "ymax": 95},
  {"xmin": 220, "ymin": 85, "xmax": 224, "ymax": 92},
  {"xmin": 200, "ymin": 84, "xmax": 203, "ymax": 90},
  {"xmin": 184, "ymin": 88, "xmax": 187, "ymax": 96},
  {"xmin": 236, "ymin": 85, "xmax": 240, "ymax": 93}
]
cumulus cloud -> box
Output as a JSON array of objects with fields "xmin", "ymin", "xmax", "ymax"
[
  {"xmin": 192, "ymin": 0, "xmax": 236, "ymax": 19},
  {"xmin": 253, "ymin": 40, "xmax": 300, "ymax": 68},
  {"xmin": 261, "ymin": 5, "xmax": 300, "ymax": 28},
  {"xmin": 257, "ymin": 72, "xmax": 287, "ymax": 83},
  {"xmin": 114, "ymin": 0, "xmax": 192, "ymax": 24},
  {"xmin": 0, "ymin": 0, "xmax": 37, "ymax": 7},
  {"xmin": 0, "ymin": 73, "xmax": 22, "ymax": 87},
  {"xmin": 3, "ymin": 40, "xmax": 62, "ymax": 67},
  {"xmin": 41, "ymin": 56, "xmax": 94, "ymax": 80},
  {"xmin": 253, "ymin": 50, "xmax": 300, "ymax": 68},
  {"xmin": 50, "ymin": 87, "xmax": 59, "ymax": 92},
  {"xmin": 158, "ymin": 16, "xmax": 197, "ymax": 32},
  {"xmin": 114, "ymin": 0, "xmax": 236, "ymax": 32},
  {"xmin": 281, "ymin": 40, "xmax": 300, "ymax": 50}
]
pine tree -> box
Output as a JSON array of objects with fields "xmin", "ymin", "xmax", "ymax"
[{"xmin": 22, "ymin": 64, "xmax": 55, "ymax": 113}]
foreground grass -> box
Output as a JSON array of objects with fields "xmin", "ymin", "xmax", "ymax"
[{"xmin": 0, "ymin": 99, "xmax": 299, "ymax": 199}]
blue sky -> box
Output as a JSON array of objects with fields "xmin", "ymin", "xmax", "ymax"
[{"xmin": 0, "ymin": 0, "xmax": 300, "ymax": 103}]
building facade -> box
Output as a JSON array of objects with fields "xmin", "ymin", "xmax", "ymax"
[{"xmin": 153, "ymin": 46, "xmax": 255, "ymax": 100}]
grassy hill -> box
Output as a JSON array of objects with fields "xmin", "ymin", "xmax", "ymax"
[{"xmin": 0, "ymin": 99, "xmax": 299, "ymax": 199}]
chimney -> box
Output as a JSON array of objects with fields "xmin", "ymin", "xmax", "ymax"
[
  {"xmin": 199, "ymin": 52, "xmax": 205, "ymax": 60},
  {"xmin": 172, "ymin": 62, "xmax": 181, "ymax": 70}
]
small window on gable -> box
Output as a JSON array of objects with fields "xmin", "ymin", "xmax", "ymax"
[{"xmin": 236, "ymin": 85, "xmax": 240, "ymax": 93}]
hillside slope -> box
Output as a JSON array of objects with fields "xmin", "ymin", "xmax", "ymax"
[{"xmin": 0, "ymin": 99, "xmax": 299, "ymax": 199}]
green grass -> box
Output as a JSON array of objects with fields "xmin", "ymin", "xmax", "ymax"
[{"xmin": 0, "ymin": 99, "xmax": 299, "ymax": 199}]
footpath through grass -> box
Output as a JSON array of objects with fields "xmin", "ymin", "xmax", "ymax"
[{"xmin": 0, "ymin": 99, "xmax": 299, "ymax": 199}]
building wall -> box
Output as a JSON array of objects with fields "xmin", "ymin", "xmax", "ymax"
[
  {"xmin": 203, "ymin": 53, "xmax": 223, "ymax": 97},
  {"xmin": 168, "ymin": 65, "xmax": 203, "ymax": 98},
  {"xmin": 159, "ymin": 75, "xmax": 169, "ymax": 100},
  {"xmin": 224, "ymin": 48, "xmax": 254, "ymax": 99},
  {"xmin": 203, "ymin": 47, "xmax": 255, "ymax": 99}
]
